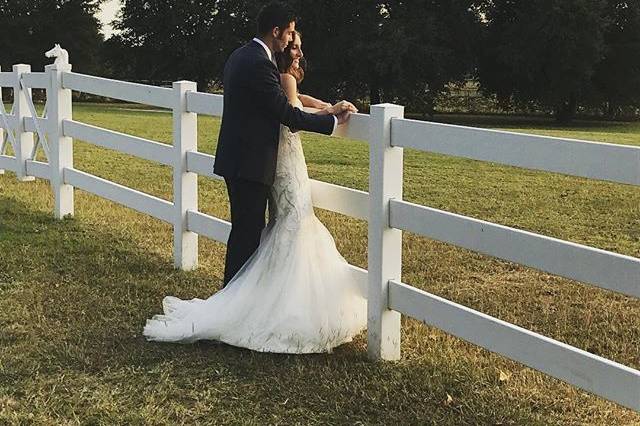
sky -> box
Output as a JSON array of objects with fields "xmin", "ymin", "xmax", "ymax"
[{"xmin": 97, "ymin": 0, "xmax": 122, "ymax": 38}]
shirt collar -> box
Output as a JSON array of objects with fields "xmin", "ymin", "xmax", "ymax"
[{"xmin": 252, "ymin": 37, "xmax": 272, "ymax": 62}]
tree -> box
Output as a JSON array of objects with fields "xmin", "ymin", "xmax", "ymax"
[
  {"xmin": 109, "ymin": 0, "xmax": 481, "ymax": 113},
  {"xmin": 291, "ymin": 0, "xmax": 481, "ymax": 115},
  {"xmin": 478, "ymin": 0, "xmax": 610, "ymax": 122},
  {"xmin": 106, "ymin": 0, "xmax": 264, "ymax": 89},
  {"xmin": 593, "ymin": 1, "xmax": 640, "ymax": 117},
  {"xmin": 0, "ymin": 0, "xmax": 105, "ymax": 74},
  {"xmin": 383, "ymin": 0, "xmax": 482, "ymax": 115}
]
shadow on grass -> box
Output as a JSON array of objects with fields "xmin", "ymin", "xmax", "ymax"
[{"xmin": 0, "ymin": 196, "xmax": 575, "ymax": 424}]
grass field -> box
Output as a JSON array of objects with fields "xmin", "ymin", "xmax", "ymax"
[{"xmin": 1, "ymin": 103, "xmax": 639, "ymax": 424}]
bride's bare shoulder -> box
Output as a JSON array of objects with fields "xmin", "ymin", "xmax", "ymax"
[
  {"xmin": 279, "ymin": 73, "xmax": 297, "ymax": 88},
  {"xmin": 279, "ymin": 73, "xmax": 298, "ymax": 103}
]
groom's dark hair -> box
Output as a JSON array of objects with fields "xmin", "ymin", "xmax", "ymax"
[{"xmin": 257, "ymin": 2, "xmax": 297, "ymax": 36}]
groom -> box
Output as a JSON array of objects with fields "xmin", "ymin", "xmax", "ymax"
[{"xmin": 214, "ymin": 2, "xmax": 355, "ymax": 285}]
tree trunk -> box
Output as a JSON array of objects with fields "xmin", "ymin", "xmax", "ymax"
[
  {"xmin": 369, "ymin": 81, "xmax": 381, "ymax": 106},
  {"xmin": 606, "ymin": 101, "xmax": 620, "ymax": 119},
  {"xmin": 555, "ymin": 97, "xmax": 577, "ymax": 124},
  {"xmin": 197, "ymin": 78, "xmax": 209, "ymax": 93}
]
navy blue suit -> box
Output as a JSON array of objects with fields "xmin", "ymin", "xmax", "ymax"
[{"xmin": 214, "ymin": 40, "xmax": 334, "ymax": 284}]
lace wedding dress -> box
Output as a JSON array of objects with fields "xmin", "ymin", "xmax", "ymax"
[{"xmin": 143, "ymin": 102, "xmax": 367, "ymax": 353}]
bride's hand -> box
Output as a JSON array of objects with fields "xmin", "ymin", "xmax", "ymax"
[
  {"xmin": 327, "ymin": 100, "xmax": 358, "ymax": 115},
  {"xmin": 341, "ymin": 101, "xmax": 358, "ymax": 113},
  {"xmin": 316, "ymin": 100, "xmax": 332, "ymax": 109}
]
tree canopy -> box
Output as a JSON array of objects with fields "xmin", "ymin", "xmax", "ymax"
[
  {"xmin": 103, "ymin": 0, "xmax": 264, "ymax": 89},
  {"xmin": 477, "ymin": 0, "xmax": 640, "ymax": 121},
  {"xmin": 0, "ymin": 0, "xmax": 104, "ymax": 73},
  {"xmin": 478, "ymin": 0, "xmax": 611, "ymax": 121},
  {"xmin": 286, "ymin": 1, "xmax": 481, "ymax": 115},
  {"xmin": 593, "ymin": 0, "xmax": 640, "ymax": 117},
  {"xmin": 105, "ymin": 0, "xmax": 482, "ymax": 115},
  {"xmin": 2, "ymin": 0, "xmax": 638, "ymax": 121}
]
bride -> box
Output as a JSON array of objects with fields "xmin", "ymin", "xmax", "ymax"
[{"xmin": 143, "ymin": 31, "xmax": 367, "ymax": 354}]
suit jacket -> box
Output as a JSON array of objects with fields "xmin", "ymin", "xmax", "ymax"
[{"xmin": 214, "ymin": 40, "xmax": 335, "ymax": 185}]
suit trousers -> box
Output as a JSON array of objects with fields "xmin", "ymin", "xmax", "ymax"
[{"xmin": 223, "ymin": 177, "xmax": 271, "ymax": 285}]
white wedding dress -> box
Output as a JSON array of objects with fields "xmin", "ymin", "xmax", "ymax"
[{"xmin": 143, "ymin": 101, "xmax": 367, "ymax": 353}]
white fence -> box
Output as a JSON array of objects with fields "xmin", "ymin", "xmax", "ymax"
[{"xmin": 1, "ymin": 61, "xmax": 639, "ymax": 412}]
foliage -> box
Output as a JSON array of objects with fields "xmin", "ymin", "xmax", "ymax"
[
  {"xmin": 0, "ymin": 0, "xmax": 104, "ymax": 74},
  {"xmin": 477, "ymin": 0, "xmax": 611, "ymax": 122},
  {"xmin": 593, "ymin": 0, "xmax": 640, "ymax": 117},
  {"xmin": 270, "ymin": 0, "xmax": 481, "ymax": 114},
  {"xmin": 476, "ymin": 0, "xmax": 640, "ymax": 122},
  {"xmin": 3, "ymin": 1, "xmax": 639, "ymax": 119},
  {"xmin": 103, "ymin": 1, "xmax": 640, "ymax": 120},
  {"xmin": 103, "ymin": 0, "xmax": 263, "ymax": 89},
  {"xmin": 105, "ymin": 1, "xmax": 481, "ymax": 114}
]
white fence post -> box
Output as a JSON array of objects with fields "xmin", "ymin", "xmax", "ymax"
[
  {"xmin": 368, "ymin": 103, "xmax": 405, "ymax": 361},
  {"xmin": 46, "ymin": 62, "xmax": 74, "ymax": 218},
  {"xmin": 13, "ymin": 64, "xmax": 35, "ymax": 181},
  {"xmin": 172, "ymin": 81, "xmax": 198, "ymax": 270}
]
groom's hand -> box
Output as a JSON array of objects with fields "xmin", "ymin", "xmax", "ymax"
[{"xmin": 336, "ymin": 110, "xmax": 352, "ymax": 125}]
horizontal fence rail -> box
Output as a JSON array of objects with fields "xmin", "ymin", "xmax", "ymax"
[
  {"xmin": 304, "ymin": 107, "xmax": 371, "ymax": 142},
  {"xmin": 183, "ymin": 209, "xmax": 369, "ymax": 298},
  {"xmin": 392, "ymin": 118, "xmax": 640, "ymax": 186},
  {"xmin": 25, "ymin": 160, "xmax": 50, "ymax": 180},
  {"xmin": 63, "ymin": 120, "xmax": 174, "ymax": 166},
  {"xmin": 24, "ymin": 117, "xmax": 48, "ymax": 134},
  {"xmin": 183, "ymin": 93, "xmax": 372, "ymax": 143},
  {"xmin": 186, "ymin": 91, "xmax": 223, "ymax": 117},
  {"xmin": 309, "ymin": 180, "xmax": 369, "ymax": 220},
  {"xmin": 0, "ymin": 155, "xmax": 16, "ymax": 172},
  {"xmin": 348, "ymin": 265, "xmax": 369, "ymax": 298},
  {"xmin": 185, "ymin": 150, "xmax": 371, "ymax": 220},
  {"xmin": 62, "ymin": 72, "xmax": 174, "ymax": 109},
  {"xmin": 0, "ymin": 72, "xmax": 17, "ymax": 87},
  {"xmin": 332, "ymin": 112, "xmax": 370, "ymax": 142},
  {"xmin": 388, "ymin": 280, "xmax": 640, "ymax": 412},
  {"xmin": 389, "ymin": 199, "xmax": 640, "ymax": 298},
  {"xmin": 185, "ymin": 151, "xmax": 220, "ymax": 179},
  {"xmin": 0, "ymin": 114, "xmax": 18, "ymax": 130},
  {"xmin": 186, "ymin": 210, "xmax": 231, "ymax": 244},
  {"xmin": 21, "ymin": 72, "xmax": 47, "ymax": 89},
  {"xmin": 64, "ymin": 168, "xmax": 174, "ymax": 223}
]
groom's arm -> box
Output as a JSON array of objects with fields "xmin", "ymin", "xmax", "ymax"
[{"xmin": 247, "ymin": 59, "xmax": 335, "ymax": 136}]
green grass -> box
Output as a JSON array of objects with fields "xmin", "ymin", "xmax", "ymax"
[{"xmin": 1, "ymin": 103, "xmax": 639, "ymax": 424}]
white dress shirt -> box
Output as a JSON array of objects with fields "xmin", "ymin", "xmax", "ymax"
[
  {"xmin": 252, "ymin": 38, "xmax": 338, "ymax": 134},
  {"xmin": 252, "ymin": 37, "xmax": 273, "ymax": 62}
]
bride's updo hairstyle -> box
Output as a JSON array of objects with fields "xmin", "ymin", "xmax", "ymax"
[{"xmin": 275, "ymin": 31, "xmax": 305, "ymax": 84}]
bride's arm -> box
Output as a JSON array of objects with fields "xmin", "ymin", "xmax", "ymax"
[
  {"xmin": 298, "ymin": 93, "xmax": 331, "ymax": 109},
  {"xmin": 280, "ymin": 74, "xmax": 332, "ymax": 116}
]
